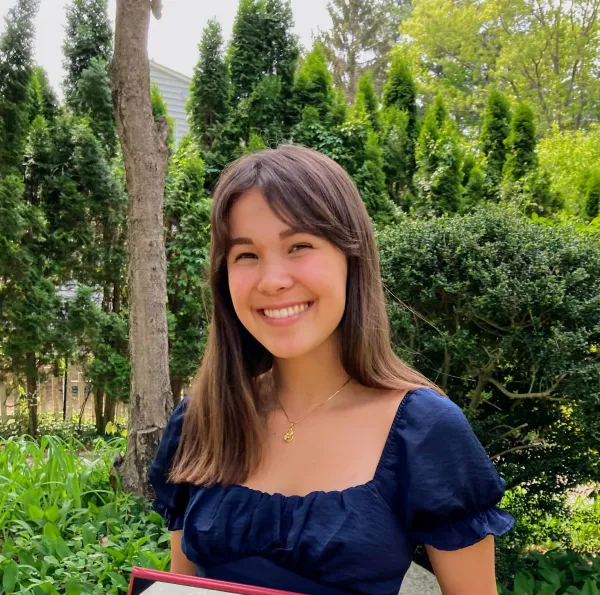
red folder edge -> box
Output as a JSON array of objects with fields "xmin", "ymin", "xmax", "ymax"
[{"xmin": 128, "ymin": 567, "xmax": 305, "ymax": 595}]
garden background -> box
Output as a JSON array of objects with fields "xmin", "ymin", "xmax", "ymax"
[{"xmin": 0, "ymin": 0, "xmax": 599, "ymax": 593}]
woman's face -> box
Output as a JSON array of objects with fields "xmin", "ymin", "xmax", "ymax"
[{"xmin": 226, "ymin": 188, "xmax": 348, "ymax": 360}]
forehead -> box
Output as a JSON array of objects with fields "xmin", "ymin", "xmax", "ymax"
[{"xmin": 228, "ymin": 188, "xmax": 293, "ymax": 237}]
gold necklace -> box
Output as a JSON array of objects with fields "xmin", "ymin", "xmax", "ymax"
[{"xmin": 279, "ymin": 378, "xmax": 352, "ymax": 443}]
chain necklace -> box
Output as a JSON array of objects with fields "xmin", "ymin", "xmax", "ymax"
[{"xmin": 279, "ymin": 378, "xmax": 352, "ymax": 443}]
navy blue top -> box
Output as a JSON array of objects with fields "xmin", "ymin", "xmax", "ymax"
[{"xmin": 149, "ymin": 388, "xmax": 514, "ymax": 595}]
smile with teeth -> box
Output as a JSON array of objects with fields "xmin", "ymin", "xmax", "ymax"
[{"xmin": 262, "ymin": 302, "xmax": 312, "ymax": 319}]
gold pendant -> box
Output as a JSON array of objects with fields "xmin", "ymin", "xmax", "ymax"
[{"xmin": 283, "ymin": 424, "xmax": 294, "ymax": 443}]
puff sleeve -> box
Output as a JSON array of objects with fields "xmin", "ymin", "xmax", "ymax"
[
  {"xmin": 392, "ymin": 389, "xmax": 515, "ymax": 551},
  {"xmin": 148, "ymin": 396, "xmax": 190, "ymax": 531}
]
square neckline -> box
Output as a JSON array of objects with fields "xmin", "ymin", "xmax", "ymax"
[{"xmin": 230, "ymin": 387, "xmax": 422, "ymax": 501}]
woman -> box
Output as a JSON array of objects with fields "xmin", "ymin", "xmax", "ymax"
[{"xmin": 149, "ymin": 145, "xmax": 514, "ymax": 595}]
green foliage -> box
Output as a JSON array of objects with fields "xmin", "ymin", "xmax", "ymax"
[
  {"xmin": 291, "ymin": 107, "xmax": 346, "ymax": 162},
  {"xmin": 0, "ymin": 436, "xmax": 170, "ymax": 594},
  {"xmin": 229, "ymin": 0, "xmax": 298, "ymax": 105},
  {"xmin": 28, "ymin": 66, "xmax": 59, "ymax": 124},
  {"xmin": 356, "ymin": 71, "xmax": 380, "ymax": 132},
  {"xmin": 537, "ymin": 123, "xmax": 600, "ymax": 217},
  {"xmin": 62, "ymin": 0, "xmax": 112, "ymax": 106},
  {"xmin": 378, "ymin": 207, "xmax": 600, "ymax": 512},
  {"xmin": 380, "ymin": 105, "xmax": 410, "ymax": 206},
  {"xmin": 320, "ymin": 0, "xmax": 408, "ymax": 100},
  {"xmin": 463, "ymin": 164, "xmax": 485, "ymax": 210},
  {"xmin": 0, "ymin": 0, "xmax": 40, "ymax": 174},
  {"xmin": 188, "ymin": 18, "xmax": 230, "ymax": 153},
  {"xmin": 228, "ymin": 0, "xmax": 299, "ymax": 144},
  {"xmin": 340, "ymin": 101, "xmax": 397, "ymax": 224},
  {"xmin": 400, "ymin": 0, "xmax": 600, "ymax": 134},
  {"xmin": 70, "ymin": 57, "xmax": 116, "ymax": 157},
  {"xmin": 165, "ymin": 137, "xmax": 211, "ymax": 398},
  {"xmin": 498, "ymin": 549, "xmax": 600, "ymax": 595},
  {"xmin": 584, "ymin": 170, "xmax": 600, "ymax": 220},
  {"xmin": 503, "ymin": 102, "xmax": 538, "ymax": 184},
  {"xmin": 413, "ymin": 96, "xmax": 463, "ymax": 215},
  {"xmin": 481, "ymin": 89, "xmax": 511, "ymax": 198},
  {"xmin": 381, "ymin": 50, "xmax": 418, "ymax": 189},
  {"xmin": 293, "ymin": 41, "xmax": 334, "ymax": 121}
]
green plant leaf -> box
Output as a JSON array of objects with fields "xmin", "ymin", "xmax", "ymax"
[
  {"xmin": 65, "ymin": 581, "xmax": 82, "ymax": 595},
  {"xmin": 581, "ymin": 580, "xmax": 600, "ymax": 595},
  {"xmin": 2, "ymin": 560, "xmax": 19, "ymax": 593}
]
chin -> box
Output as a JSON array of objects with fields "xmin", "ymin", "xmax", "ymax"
[{"xmin": 261, "ymin": 339, "xmax": 320, "ymax": 360}]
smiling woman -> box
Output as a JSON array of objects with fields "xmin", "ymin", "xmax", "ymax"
[{"xmin": 149, "ymin": 145, "xmax": 514, "ymax": 595}]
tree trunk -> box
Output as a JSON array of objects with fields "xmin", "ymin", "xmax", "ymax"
[
  {"xmin": 25, "ymin": 352, "xmax": 38, "ymax": 437},
  {"xmin": 62, "ymin": 362, "xmax": 68, "ymax": 422},
  {"xmin": 94, "ymin": 390, "xmax": 106, "ymax": 435},
  {"xmin": 111, "ymin": 0, "xmax": 173, "ymax": 499},
  {"xmin": 170, "ymin": 374, "xmax": 183, "ymax": 407},
  {"xmin": 104, "ymin": 396, "xmax": 117, "ymax": 426},
  {"xmin": 0, "ymin": 381, "xmax": 7, "ymax": 423}
]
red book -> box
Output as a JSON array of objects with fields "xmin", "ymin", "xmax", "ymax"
[{"xmin": 128, "ymin": 567, "xmax": 305, "ymax": 595}]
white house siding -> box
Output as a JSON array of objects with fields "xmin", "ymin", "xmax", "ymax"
[{"xmin": 149, "ymin": 60, "xmax": 192, "ymax": 146}]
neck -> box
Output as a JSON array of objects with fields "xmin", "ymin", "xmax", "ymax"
[{"xmin": 273, "ymin": 335, "xmax": 350, "ymax": 418}]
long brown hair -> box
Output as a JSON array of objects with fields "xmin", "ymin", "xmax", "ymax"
[{"xmin": 170, "ymin": 145, "xmax": 443, "ymax": 486}]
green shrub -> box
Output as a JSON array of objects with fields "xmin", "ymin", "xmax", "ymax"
[
  {"xmin": 378, "ymin": 206, "xmax": 600, "ymax": 549},
  {"xmin": 498, "ymin": 549, "xmax": 600, "ymax": 594},
  {"xmin": 0, "ymin": 435, "xmax": 170, "ymax": 594}
]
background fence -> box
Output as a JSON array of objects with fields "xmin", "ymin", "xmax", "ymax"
[{"xmin": 0, "ymin": 365, "xmax": 129, "ymax": 425}]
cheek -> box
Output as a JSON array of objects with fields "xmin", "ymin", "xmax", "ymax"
[
  {"xmin": 227, "ymin": 268, "xmax": 256, "ymax": 315},
  {"xmin": 299, "ymin": 253, "xmax": 347, "ymax": 310}
]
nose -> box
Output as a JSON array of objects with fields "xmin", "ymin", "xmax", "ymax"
[{"xmin": 256, "ymin": 255, "xmax": 293, "ymax": 295}]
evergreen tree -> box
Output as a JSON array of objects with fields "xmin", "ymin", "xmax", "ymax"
[
  {"xmin": 584, "ymin": 169, "xmax": 600, "ymax": 220},
  {"xmin": 0, "ymin": 0, "xmax": 40, "ymax": 174},
  {"xmin": 356, "ymin": 71, "xmax": 380, "ymax": 132},
  {"xmin": 414, "ymin": 97, "xmax": 463, "ymax": 216},
  {"xmin": 481, "ymin": 90, "xmax": 511, "ymax": 198},
  {"xmin": 62, "ymin": 0, "xmax": 112, "ymax": 105},
  {"xmin": 293, "ymin": 41, "xmax": 334, "ymax": 121},
  {"xmin": 320, "ymin": 0, "xmax": 409, "ymax": 100},
  {"xmin": 229, "ymin": 0, "xmax": 299, "ymax": 143},
  {"xmin": 71, "ymin": 57, "xmax": 116, "ymax": 156},
  {"xmin": 28, "ymin": 66, "xmax": 59, "ymax": 124},
  {"xmin": 463, "ymin": 165, "xmax": 486, "ymax": 211},
  {"xmin": 164, "ymin": 137, "xmax": 211, "ymax": 404},
  {"xmin": 381, "ymin": 51, "xmax": 419, "ymax": 188},
  {"xmin": 229, "ymin": 0, "xmax": 265, "ymax": 102},
  {"xmin": 503, "ymin": 102, "xmax": 538, "ymax": 183},
  {"xmin": 229, "ymin": 0, "xmax": 298, "ymax": 102},
  {"xmin": 380, "ymin": 105, "xmax": 410, "ymax": 206},
  {"xmin": 188, "ymin": 18, "xmax": 230, "ymax": 153},
  {"xmin": 340, "ymin": 100, "xmax": 397, "ymax": 224}
]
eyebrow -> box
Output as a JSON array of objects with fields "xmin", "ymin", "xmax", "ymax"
[{"xmin": 229, "ymin": 228, "xmax": 303, "ymax": 247}]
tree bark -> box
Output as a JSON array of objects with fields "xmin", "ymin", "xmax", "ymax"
[
  {"xmin": 104, "ymin": 396, "xmax": 117, "ymax": 426},
  {"xmin": 110, "ymin": 0, "xmax": 173, "ymax": 499},
  {"xmin": 94, "ymin": 389, "xmax": 106, "ymax": 435},
  {"xmin": 0, "ymin": 381, "xmax": 7, "ymax": 423},
  {"xmin": 170, "ymin": 374, "xmax": 183, "ymax": 407},
  {"xmin": 25, "ymin": 352, "xmax": 38, "ymax": 437}
]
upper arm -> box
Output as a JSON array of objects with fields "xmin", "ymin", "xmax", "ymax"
[
  {"xmin": 170, "ymin": 530, "xmax": 196, "ymax": 576},
  {"xmin": 426, "ymin": 535, "xmax": 498, "ymax": 595}
]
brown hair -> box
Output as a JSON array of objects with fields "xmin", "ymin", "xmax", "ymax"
[{"xmin": 170, "ymin": 145, "xmax": 444, "ymax": 486}]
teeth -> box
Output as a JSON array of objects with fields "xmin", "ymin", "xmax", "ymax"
[{"xmin": 264, "ymin": 303, "xmax": 309, "ymax": 319}]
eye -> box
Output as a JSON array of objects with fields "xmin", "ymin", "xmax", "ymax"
[
  {"xmin": 289, "ymin": 243, "xmax": 313, "ymax": 254},
  {"xmin": 234, "ymin": 252, "xmax": 257, "ymax": 262}
]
